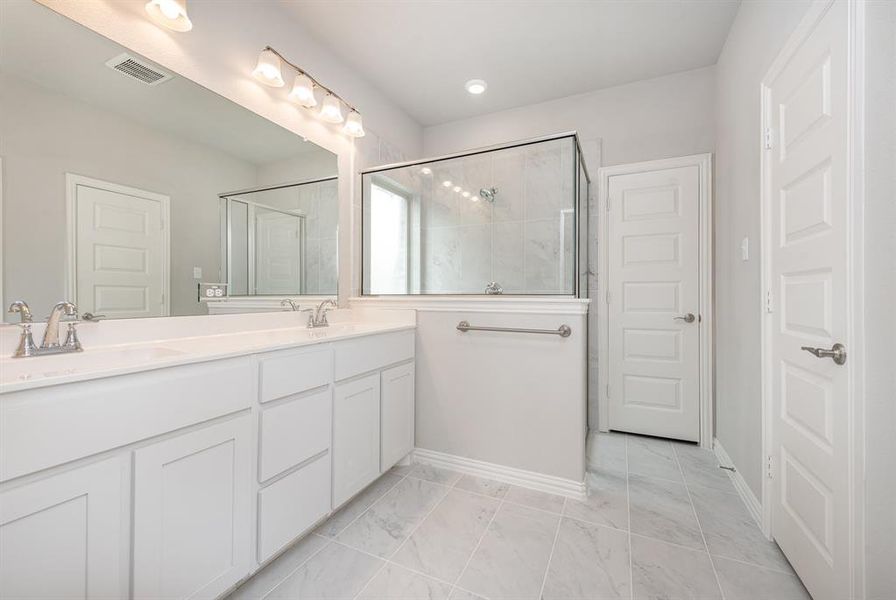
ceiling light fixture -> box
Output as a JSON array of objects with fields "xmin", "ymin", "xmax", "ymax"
[
  {"xmin": 288, "ymin": 74, "xmax": 317, "ymax": 107},
  {"xmin": 465, "ymin": 79, "xmax": 487, "ymax": 95},
  {"xmin": 145, "ymin": 0, "xmax": 192, "ymax": 32},
  {"xmin": 251, "ymin": 46, "xmax": 363, "ymax": 138}
]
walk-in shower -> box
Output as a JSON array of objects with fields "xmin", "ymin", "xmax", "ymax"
[{"xmin": 361, "ymin": 133, "xmax": 590, "ymax": 296}]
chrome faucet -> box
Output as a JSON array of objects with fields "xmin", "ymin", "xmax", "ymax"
[
  {"xmin": 302, "ymin": 299, "xmax": 337, "ymax": 328},
  {"xmin": 485, "ymin": 281, "xmax": 503, "ymax": 295},
  {"xmin": 280, "ymin": 298, "xmax": 301, "ymax": 311},
  {"xmin": 7, "ymin": 300, "xmax": 83, "ymax": 358}
]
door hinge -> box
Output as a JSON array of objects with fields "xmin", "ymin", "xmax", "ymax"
[
  {"xmin": 606, "ymin": 290, "xmax": 611, "ymax": 304},
  {"xmin": 766, "ymin": 455, "xmax": 774, "ymax": 479},
  {"xmin": 606, "ymin": 384, "xmax": 611, "ymax": 399},
  {"xmin": 764, "ymin": 128, "xmax": 774, "ymax": 150},
  {"xmin": 606, "ymin": 198, "xmax": 610, "ymax": 212},
  {"xmin": 765, "ymin": 290, "xmax": 774, "ymax": 313}
]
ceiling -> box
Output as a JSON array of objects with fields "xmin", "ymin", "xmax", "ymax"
[
  {"xmin": 282, "ymin": 0, "xmax": 741, "ymax": 126},
  {"xmin": 0, "ymin": 0, "xmax": 334, "ymax": 167}
]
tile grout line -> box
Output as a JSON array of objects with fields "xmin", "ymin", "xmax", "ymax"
[
  {"xmin": 672, "ymin": 443, "xmax": 727, "ymax": 600},
  {"xmin": 350, "ymin": 471, "xmax": 455, "ymax": 600},
  {"xmin": 537, "ymin": 496, "xmax": 566, "ymax": 599},
  {"xmin": 406, "ymin": 471, "xmax": 570, "ymax": 516},
  {"xmin": 258, "ymin": 468, "xmax": 412, "ymax": 599},
  {"xmin": 447, "ymin": 488, "xmax": 509, "ymax": 599},
  {"xmin": 625, "ymin": 435, "xmax": 634, "ymax": 600}
]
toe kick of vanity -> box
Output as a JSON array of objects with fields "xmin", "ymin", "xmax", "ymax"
[{"xmin": 0, "ymin": 327, "xmax": 415, "ymax": 600}]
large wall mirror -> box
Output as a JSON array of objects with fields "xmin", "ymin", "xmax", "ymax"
[{"xmin": 0, "ymin": 1, "xmax": 338, "ymax": 321}]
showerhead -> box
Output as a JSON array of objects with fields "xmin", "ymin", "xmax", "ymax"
[{"xmin": 479, "ymin": 187, "xmax": 498, "ymax": 203}]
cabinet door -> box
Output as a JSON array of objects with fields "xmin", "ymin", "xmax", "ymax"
[
  {"xmin": 133, "ymin": 416, "xmax": 252, "ymax": 600},
  {"xmin": 333, "ymin": 373, "xmax": 380, "ymax": 507},
  {"xmin": 381, "ymin": 362, "xmax": 415, "ymax": 472},
  {"xmin": 0, "ymin": 457, "xmax": 126, "ymax": 600}
]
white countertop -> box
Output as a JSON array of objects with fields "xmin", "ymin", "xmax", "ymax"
[{"xmin": 0, "ymin": 310, "xmax": 415, "ymax": 393}]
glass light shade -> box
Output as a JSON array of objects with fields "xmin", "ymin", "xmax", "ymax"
[
  {"xmin": 253, "ymin": 49, "xmax": 284, "ymax": 87},
  {"xmin": 319, "ymin": 94, "xmax": 344, "ymax": 124},
  {"xmin": 343, "ymin": 110, "xmax": 365, "ymax": 138},
  {"xmin": 145, "ymin": 0, "xmax": 192, "ymax": 32},
  {"xmin": 288, "ymin": 74, "xmax": 317, "ymax": 107}
]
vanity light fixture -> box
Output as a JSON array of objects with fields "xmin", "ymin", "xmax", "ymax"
[
  {"xmin": 253, "ymin": 48, "xmax": 285, "ymax": 87},
  {"xmin": 288, "ymin": 74, "xmax": 317, "ymax": 107},
  {"xmin": 320, "ymin": 94, "xmax": 344, "ymax": 124},
  {"xmin": 465, "ymin": 79, "xmax": 487, "ymax": 95},
  {"xmin": 343, "ymin": 110, "xmax": 365, "ymax": 138},
  {"xmin": 145, "ymin": 0, "xmax": 192, "ymax": 32},
  {"xmin": 252, "ymin": 46, "xmax": 364, "ymax": 138}
]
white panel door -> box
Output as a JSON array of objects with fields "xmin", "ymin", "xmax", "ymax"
[
  {"xmin": 381, "ymin": 361, "xmax": 415, "ymax": 472},
  {"xmin": 73, "ymin": 180, "xmax": 167, "ymax": 318},
  {"xmin": 133, "ymin": 416, "xmax": 252, "ymax": 600},
  {"xmin": 607, "ymin": 165, "xmax": 700, "ymax": 441},
  {"xmin": 766, "ymin": 2, "xmax": 851, "ymax": 598},
  {"xmin": 0, "ymin": 458, "xmax": 126, "ymax": 600},
  {"xmin": 254, "ymin": 208, "xmax": 301, "ymax": 295},
  {"xmin": 333, "ymin": 373, "xmax": 380, "ymax": 508}
]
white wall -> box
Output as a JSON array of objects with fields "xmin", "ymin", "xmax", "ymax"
[
  {"xmin": 712, "ymin": 0, "xmax": 812, "ymax": 497},
  {"xmin": 423, "ymin": 66, "xmax": 716, "ymax": 174},
  {"xmin": 863, "ymin": 2, "xmax": 896, "ymax": 597},
  {"xmin": 0, "ymin": 73, "xmax": 258, "ymax": 317}
]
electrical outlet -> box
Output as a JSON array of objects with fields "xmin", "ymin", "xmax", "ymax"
[{"xmin": 197, "ymin": 282, "xmax": 227, "ymax": 301}]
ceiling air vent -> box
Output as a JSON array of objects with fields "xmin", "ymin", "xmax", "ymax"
[{"xmin": 104, "ymin": 53, "xmax": 173, "ymax": 86}]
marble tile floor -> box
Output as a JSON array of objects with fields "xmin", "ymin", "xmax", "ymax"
[{"xmin": 226, "ymin": 432, "xmax": 811, "ymax": 600}]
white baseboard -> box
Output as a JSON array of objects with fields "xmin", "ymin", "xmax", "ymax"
[
  {"xmin": 713, "ymin": 438, "xmax": 763, "ymax": 529},
  {"xmin": 412, "ymin": 448, "xmax": 587, "ymax": 501}
]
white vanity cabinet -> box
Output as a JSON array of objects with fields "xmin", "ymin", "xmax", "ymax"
[
  {"xmin": 0, "ymin": 457, "xmax": 128, "ymax": 600},
  {"xmin": 132, "ymin": 415, "xmax": 253, "ymax": 600},
  {"xmin": 332, "ymin": 330, "xmax": 415, "ymax": 507}
]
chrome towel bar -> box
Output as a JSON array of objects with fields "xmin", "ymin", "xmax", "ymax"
[{"xmin": 456, "ymin": 320, "xmax": 572, "ymax": 338}]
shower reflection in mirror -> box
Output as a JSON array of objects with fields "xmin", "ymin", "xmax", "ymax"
[{"xmin": 220, "ymin": 177, "xmax": 338, "ymax": 297}]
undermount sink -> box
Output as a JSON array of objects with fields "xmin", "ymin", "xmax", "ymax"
[{"xmin": 0, "ymin": 345, "xmax": 186, "ymax": 383}]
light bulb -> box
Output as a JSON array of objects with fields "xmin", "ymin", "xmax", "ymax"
[
  {"xmin": 288, "ymin": 74, "xmax": 317, "ymax": 107},
  {"xmin": 471, "ymin": 196, "xmax": 481, "ymax": 202},
  {"xmin": 252, "ymin": 49, "xmax": 284, "ymax": 87},
  {"xmin": 453, "ymin": 186, "xmax": 462, "ymax": 193},
  {"xmin": 420, "ymin": 167, "xmax": 432, "ymax": 176},
  {"xmin": 462, "ymin": 191, "xmax": 471, "ymax": 198},
  {"xmin": 145, "ymin": 0, "xmax": 192, "ymax": 32},
  {"xmin": 343, "ymin": 110, "xmax": 365, "ymax": 138},
  {"xmin": 442, "ymin": 180, "xmax": 452, "ymax": 187},
  {"xmin": 319, "ymin": 94, "xmax": 344, "ymax": 124}
]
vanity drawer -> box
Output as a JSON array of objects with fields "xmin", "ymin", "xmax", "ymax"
[
  {"xmin": 259, "ymin": 348, "xmax": 332, "ymax": 403},
  {"xmin": 333, "ymin": 330, "xmax": 414, "ymax": 381},
  {"xmin": 0, "ymin": 357, "xmax": 254, "ymax": 482},
  {"xmin": 257, "ymin": 453, "xmax": 331, "ymax": 563},
  {"xmin": 259, "ymin": 388, "xmax": 331, "ymax": 482}
]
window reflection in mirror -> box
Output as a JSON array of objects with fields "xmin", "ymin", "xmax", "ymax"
[{"xmin": 0, "ymin": 0, "xmax": 338, "ymax": 321}]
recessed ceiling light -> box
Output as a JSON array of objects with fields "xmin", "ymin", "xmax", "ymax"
[{"xmin": 465, "ymin": 79, "xmax": 487, "ymax": 95}]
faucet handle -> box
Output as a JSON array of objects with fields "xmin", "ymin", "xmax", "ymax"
[{"xmin": 8, "ymin": 300, "xmax": 33, "ymax": 323}]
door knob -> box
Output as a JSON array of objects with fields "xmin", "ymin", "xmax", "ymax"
[
  {"xmin": 801, "ymin": 343, "xmax": 847, "ymax": 365},
  {"xmin": 674, "ymin": 313, "xmax": 696, "ymax": 323}
]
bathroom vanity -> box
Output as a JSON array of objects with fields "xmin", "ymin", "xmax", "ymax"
[{"xmin": 0, "ymin": 310, "xmax": 415, "ymax": 599}]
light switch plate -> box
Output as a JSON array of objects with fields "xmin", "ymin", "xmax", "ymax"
[
  {"xmin": 193, "ymin": 266, "xmax": 203, "ymax": 279},
  {"xmin": 741, "ymin": 237, "xmax": 750, "ymax": 261}
]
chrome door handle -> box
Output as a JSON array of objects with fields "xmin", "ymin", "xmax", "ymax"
[
  {"xmin": 674, "ymin": 313, "xmax": 696, "ymax": 323},
  {"xmin": 801, "ymin": 343, "xmax": 847, "ymax": 365}
]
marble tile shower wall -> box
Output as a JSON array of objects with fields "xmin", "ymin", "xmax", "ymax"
[
  {"xmin": 420, "ymin": 139, "xmax": 575, "ymax": 294},
  {"xmin": 295, "ymin": 179, "xmax": 338, "ymax": 295}
]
